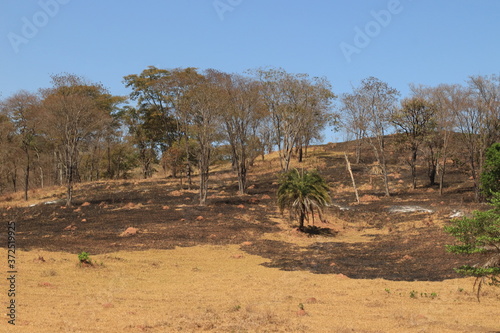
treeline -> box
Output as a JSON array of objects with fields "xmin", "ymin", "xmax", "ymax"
[
  {"xmin": 340, "ymin": 75, "xmax": 500, "ymax": 201},
  {"xmin": 1, "ymin": 68, "xmax": 498, "ymax": 206},
  {"xmin": 0, "ymin": 67, "xmax": 335, "ymax": 205}
]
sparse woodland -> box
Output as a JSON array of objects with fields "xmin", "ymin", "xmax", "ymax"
[
  {"xmin": 1, "ymin": 69, "xmax": 500, "ymax": 331},
  {"xmin": 1, "ymin": 69, "xmax": 499, "ymax": 207}
]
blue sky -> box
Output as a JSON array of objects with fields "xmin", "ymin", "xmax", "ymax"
[{"xmin": 1, "ymin": 0, "xmax": 499, "ymax": 142}]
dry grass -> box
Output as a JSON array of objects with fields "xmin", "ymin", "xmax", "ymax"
[
  {"xmin": 2, "ymin": 246, "xmax": 499, "ymax": 332},
  {"xmin": 1, "ymin": 144, "xmax": 499, "ymax": 332}
]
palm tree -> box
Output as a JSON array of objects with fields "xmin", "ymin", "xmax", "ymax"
[{"xmin": 277, "ymin": 168, "xmax": 331, "ymax": 231}]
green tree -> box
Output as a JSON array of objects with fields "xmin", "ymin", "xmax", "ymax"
[
  {"xmin": 481, "ymin": 143, "xmax": 500, "ymax": 198},
  {"xmin": 445, "ymin": 193, "xmax": 500, "ymax": 301},
  {"xmin": 277, "ymin": 169, "xmax": 331, "ymax": 231}
]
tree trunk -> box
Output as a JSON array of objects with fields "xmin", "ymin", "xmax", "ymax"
[
  {"xmin": 66, "ymin": 163, "xmax": 73, "ymax": 207},
  {"xmin": 298, "ymin": 146, "xmax": 303, "ymax": 163},
  {"xmin": 24, "ymin": 148, "xmax": 30, "ymax": 201},
  {"xmin": 344, "ymin": 152, "xmax": 360, "ymax": 203},
  {"xmin": 237, "ymin": 161, "xmax": 247, "ymax": 195},
  {"xmin": 410, "ymin": 148, "xmax": 418, "ymax": 190},
  {"xmin": 299, "ymin": 211, "xmax": 305, "ymax": 231},
  {"xmin": 438, "ymin": 135, "xmax": 449, "ymax": 196}
]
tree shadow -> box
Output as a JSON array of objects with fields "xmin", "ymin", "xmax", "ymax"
[{"xmin": 301, "ymin": 225, "xmax": 338, "ymax": 237}]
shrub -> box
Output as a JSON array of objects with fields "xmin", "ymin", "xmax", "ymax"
[
  {"xmin": 444, "ymin": 193, "xmax": 500, "ymax": 300},
  {"xmin": 277, "ymin": 169, "xmax": 331, "ymax": 231},
  {"xmin": 481, "ymin": 142, "xmax": 500, "ymax": 198}
]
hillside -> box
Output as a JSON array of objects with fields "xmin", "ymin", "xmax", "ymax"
[{"xmin": 0, "ymin": 141, "xmax": 498, "ymax": 332}]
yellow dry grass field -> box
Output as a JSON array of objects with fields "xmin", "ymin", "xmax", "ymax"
[{"xmin": 1, "ymin": 245, "xmax": 499, "ymax": 333}]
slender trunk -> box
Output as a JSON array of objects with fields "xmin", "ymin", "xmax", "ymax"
[
  {"xmin": 410, "ymin": 148, "xmax": 418, "ymax": 189},
  {"xmin": 198, "ymin": 145, "xmax": 211, "ymax": 206},
  {"xmin": 298, "ymin": 146, "xmax": 303, "ymax": 163},
  {"xmin": 24, "ymin": 148, "xmax": 30, "ymax": 201},
  {"xmin": 368, "ymin": 138, "xmax": 390, "ymax": 197},
  {"xmin": 299, "ymin": 211, "xmax": 305, "ymax": 231},
  {"xmin": 66, "ymin": 163, "xmax": 73, "ymax": 207},
  {"xmin": 428, "ymin": 160, "xmax": 437, "ymax": 186},
  {"xmin": 199, "ymin": 164, "xmax": 209, "ymax": 206},
  {"xmin": 39, "ymin": 166, "xmax": 44, "ymax": 189},
  {"xmin": 439, "ymin": 136, "xmax": 449, "ymax": 195},
  {"xmin": 107, "ymin": 144, "xmax": 112, "ymax": 178},
  {"xmin": 344, "ymin": 152, "xmax": 360, "ymax": 203},
  {"xmin": 237, "ymin": 161, "xmax": 247, "ymax": 195},
  {"xmin": 355, "ymin": 141, "xmax": 361, "ymax": 164}
]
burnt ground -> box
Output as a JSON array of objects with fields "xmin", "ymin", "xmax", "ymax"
[
  {"xmin": 0, "ymin": 144, "xmax": 488, "ymax": 281},
  {"xmin": 0, "ymin": 167, "xmax": 484, "ymax": 283}
]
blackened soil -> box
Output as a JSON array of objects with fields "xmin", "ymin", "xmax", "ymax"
[
  {"xmin": 0, "ymin": 175, "xmax": 482, "ymax": 282},
  {"xmin": 244, "ymin": 228, "xmax": 481, "ymax": 281}
]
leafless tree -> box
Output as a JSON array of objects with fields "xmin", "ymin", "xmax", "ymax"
[
  {"xmin": 342, "ymin": 77, "xmax": 399, "ymax": 196},
  {"xmin": 253, "ymin": 68, "xmax": 335, "ymax": 171}
]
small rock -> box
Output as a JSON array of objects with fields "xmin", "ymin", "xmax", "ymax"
[
  {"xmin": 81, "ymin": 219, "xmax": 87, "ymax": 222},
  {"xmin": 81, "ymin": 202, "xmax": 91, "ymax": 207},
  {"xmin": 261, "ymin": 194, "xmax": 271, "ymax": 200},
  {"xmin": 64, "ymin": 224, "xmax": 77, "ymax": 231},
  {"xmin": 231, "ymin": 254, "xmax": 244, "ymax": 259},
  {"xmin": 123, "ymin": 202, "xmax": 136, "ymax": 209},
  {"xmin": 162, "ymin": 205, "xmax": 170, "ymax": 210},
  {"xmin": 120, "ymin": 227, "xmax": 138, "ymax": 237},
  {"xmin": 241, "ymin": 241, "xmax": 253, "ymax": 246},
  {"xmin": 196, "ymin": 216, "xmax": 204, "ymax": 221},
  {"xmin": 237, "ymin": 204, "xmax": 245, "ymax": 209},
  {"xmin": 296, "ymin": 309, "xmax": 308, "ymax": 317}
]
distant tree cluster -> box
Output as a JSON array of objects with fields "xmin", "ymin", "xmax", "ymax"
[
  {"xmin": 0, "ymin": 67, "xmax": 336, "ymax": 206},
  {"xmin": 2, "ymin": 69, "xmax": 498, "ymax": 205},
  {"xmin": 339, "ymin": 75, "xmax": 500, "ymax": 200}
]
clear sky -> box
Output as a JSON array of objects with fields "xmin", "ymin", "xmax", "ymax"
[{"xmin": 1, "ymin": 0, "xmax": 499, "ymax": 142}]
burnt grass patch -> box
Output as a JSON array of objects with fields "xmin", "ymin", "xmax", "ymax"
[
  {"xmin": 244, "ymin": 228, "xmax": 480, "ymax": 281},
  {"xmin": 0, "ymin": 147, "xmax": 484, "ymax": 282}
]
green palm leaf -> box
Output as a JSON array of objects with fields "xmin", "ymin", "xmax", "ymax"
[{"xmin": 277, "ymin": 168, "xmax": 331, "ymax": 230}]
